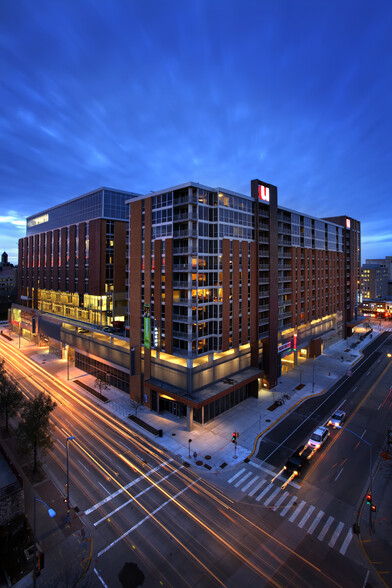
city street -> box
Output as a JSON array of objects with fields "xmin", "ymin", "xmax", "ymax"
[{"xmin": 1, "ymin": 330, "xmax": 391, "ymax": 587}]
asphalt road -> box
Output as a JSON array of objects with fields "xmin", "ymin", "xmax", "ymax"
[
  {"xmin": 256, "ymin": 331, "xmax": 392, "ymax": 467},
  {"xmin": 3, "ymin": 339, "xmax": 371, "ymax": 587}
]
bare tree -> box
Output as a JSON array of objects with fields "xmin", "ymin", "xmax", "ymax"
[{"xmin": 17, "ymin": 392, "xmax": 57, "ymax": 473}]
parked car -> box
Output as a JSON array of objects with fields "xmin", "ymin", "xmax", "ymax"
[
  {"xmin": 328, "ymin": 410, "xmax": 346, "ymax": 428},
  {"xmin": 307, "ymin": 426, "xmax": 330, "ymax": 450}
]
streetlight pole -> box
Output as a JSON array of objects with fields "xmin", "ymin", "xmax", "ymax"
[
  {"xmin": 33, "ymin": 497, "xmax": 56, "ymax": 587},
  {"xmin": 188, "ymin": 439, "xmax": 192, "ymax": 458},
  {"xmin": 66, "ymin": 435, "xmax": 76, "ymax": 523}
]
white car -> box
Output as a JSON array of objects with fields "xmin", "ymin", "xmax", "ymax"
[
  {"xmin": 307, "ymin": 426, "xmax": 330, "ymax": 450},
  {"xmin": 328, "ymin": 410, "xmax": 346, "ymax": 428}
]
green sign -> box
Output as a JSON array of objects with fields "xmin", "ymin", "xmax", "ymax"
[{"xmin": 144, "ymin": 305, "xmax": 150, "ymax": 349}]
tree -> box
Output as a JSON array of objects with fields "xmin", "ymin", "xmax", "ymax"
[
  {"xmin": 0, "ymin": 374, "xmax": 24, "ymax": 432},
  {"xmin": 130, "ymin": 398, "xmax": 143, "ymax": 418},
  {"xmin": 94, "ymin": 371, "xmax": 108, "ymax": 396},
  {"xmin": 17, "ymin": 392, "xmax": 57, "ymax": 473}
]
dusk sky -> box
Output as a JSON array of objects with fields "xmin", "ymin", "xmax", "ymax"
[{"xmin": 1, "ymin": 0, "xmax": 392, "ymax": 264}]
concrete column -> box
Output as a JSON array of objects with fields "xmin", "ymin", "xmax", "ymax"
[{"xmin": 187, "ymin": 405, "xmax": 194, "ymax": 431}]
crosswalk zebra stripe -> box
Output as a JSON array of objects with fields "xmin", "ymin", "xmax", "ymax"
[
  {"xmin": 271, "ymin": 491, "xmax": 289, "ymax": 512},
  {"xmin": 289, "ymin": 500, "xmax": 306, "ymax": 523},
  {"xmin": 298, "ymin": 505, "xmax": 315, "ymax": 528},
  {"xmin": 228, "ymin": 468, "xmax": 246, "ymax": 484},
  {"xmin": 317, "ymin": 515, "xmax": 334, "ymax": 541},
  {"xmin": 308, "ymin": 510, "xmax": 325, "ymax": 534},
  {"xmin": 264, "ymin": 486, "xmax": 281, "ymax": 506},
  {"xmin": 280, "ymin": 496, "xmax": 297, "ymax": 517},
  {"xmin": 328, "ymin": 521, "xmax": 344, "ymax": 548},
  {"xmin": 256, "ymin": 484, "xmax": 273, "ymax": 502},
  {"xmin": 339, "ymin": 528, "xmax": 353, "ymax": 555},
  {"xmin": 248, "ymin": 479, "xmax": 266, "ymax": 497},
  {"xmin": 241, "ymin": 475, "xmax": 259, "ymax": 492},
  {"xmin": 234, "ymin": 472, "xmax": 252, "ymax": 487}
]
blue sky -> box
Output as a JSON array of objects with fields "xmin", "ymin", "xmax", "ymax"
[{"xmin": 1, "ymin": 0, "xmax": 392, "ymax": 264}]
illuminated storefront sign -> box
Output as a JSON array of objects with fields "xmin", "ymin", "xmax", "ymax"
[
  {"xmin": 27, "ymin": 213, "xmax": 49, "ymax": 228},
  {"xmin": 346, "ymin": 218, "xmax": 351, "ymax": 229},
  {"xmin": 278, "ymin": 341, "xmax": 291, "ymax": 353},
  {"xmin": 258, "ymin": 184, "xmax": 270, "ymax": 202}
]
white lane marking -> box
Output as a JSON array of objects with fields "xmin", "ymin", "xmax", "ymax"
[
  {"xmin": 94, "ymin": 568, "xmax": 109, "ymax": 587},
  {"xmin": 308, "ymin": 510, "xmax": 325, "ymax": 534},
  {"xmin": 362, "ymin": 570, "xmax": 369, "ymax": 588},
  {"xmin": 377, "ymin": 402, "xmax": 382, "ymax": 410},
  {"xmin": 317, "ymin": 515, "xmax": 334, "ymax": 541},
  {"xmin": 352, "ymin": 386, "xmax": 357, "ymax": 392},
  {"xmin": 280, "ymin": 496, "xmax": 297, "ymax": 517},
  {"xmin": 256, "ymin": 484, "xmax": 273, "ymax": 502},
  {"xmin": 334, "ymin": 467, "xmax": 344, "ymax": 481},
  {"xmin": 234, "ymin": 472, "xmax": 252, "ymax": 488},
  {"xmin": 289, "ymin": 500, "xmax": 306, "ymax": 523},
  {"xmin": 97, "ymin": 479, "xmax": 198, "ymax": 557},
  {"xmin": 228, "ymin": 468, "xmax": 246, "ymax": 484},
  {"xmin": 98, "ymin": 482, "xmax": 111, "ymax": 495},
  {"xmin": 248, "ymin": 479, "xmax": 266, "ymax": 497},
  {"xmin": 78, "ymin": 460, "xmax": 89, "ymax": 472},
  {"xmin": 264, "ymin": 486, "xmax": 281, "ymax": 506},
  {"xmin": 298, "ymin": 505, "xmax": 315, "ymax": 528},
  {"xmin": 361, "ymin": 429, "xmax": 367, "ymax": 438},
  {"xmin": 241, "ymin": 475, "xmax": 259, "ymax": 492},
  {"xmin": 94, "ymin": 467, "xmax": 180, "ymax": 526},
  {"xmin": 328, "ymin": 521, "xmax": 344, "ymax": 548},
  {"xmin": 339, "ymin": 527, "xmax": 353, "ymax": 555},
  {"xmin": 271, "ymin": 491, "xmax": 289, "ymax": 512},
  {"xmin": 84, "ymin": 459, "xmax": 173, "ymax": 515}
]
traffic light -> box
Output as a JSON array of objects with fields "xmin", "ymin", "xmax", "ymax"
[
  {"xmin": 371, "ymin": 504, "xmax": 376, "ymax": 512},
  {"xmin": 232, "ymin": 432, "xmax": 236, "ymax": 443},
  {"xmin": 366, "ymin": 492, "xmax": 372, "ymax": 505}
]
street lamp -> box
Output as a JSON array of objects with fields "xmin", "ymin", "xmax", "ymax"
[
  {"xmin": 66, "ymin": 435, "xmax": 76, "ymax": 523},
  {"xmin": 33, "ymin": 497, "xmax": 56, "ymax": 587}
]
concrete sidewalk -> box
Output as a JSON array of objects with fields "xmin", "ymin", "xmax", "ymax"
[{"xmin": 2, "ymin": 321, "xmax": 384, "ymax": 475}]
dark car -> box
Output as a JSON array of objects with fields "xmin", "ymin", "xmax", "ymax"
[{"xmin": 283, "ymin": 447, "xmax": 311, "ymax": 478}]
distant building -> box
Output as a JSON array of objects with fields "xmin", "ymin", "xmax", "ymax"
[
  {"xmin": 365, "ymin": 256, "xmax": 392, "ymax": 296},
  {"xmin": 360, "ymin": 298, "xmax": 392, "ymax": 320},
  {"xmin": 0, "ymin": 252, "xmax": 18, "ymax": 319},
  {"xmin": 361, "ymin": 264, "xmax": 389, "ymax": 299},
  {"xmin": 13, "ymin": 179, "xmax": 361, "ymax": 426}
]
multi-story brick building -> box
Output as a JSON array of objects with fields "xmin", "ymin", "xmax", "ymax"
[{"xmin": 13, "ymin": 179, "xmax": 361, "ymax": 427}]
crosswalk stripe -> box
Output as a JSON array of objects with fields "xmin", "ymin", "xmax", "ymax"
[
  {"xmin": 298, "ymin": 505, "xmax": 315, "ymax": 528},
  {"xmin": 308, "ymin": 510, "xmax": 325, "ymax": 534},
  {"xmin": 228, "ymin": 468, "xmax": 246, "ymax": 484},
  {"xmin": 339, "ymin": 528, "xmax": 353, "ymax": 555},
  {"xmin": 248, "ymin": 479, "xmax": 266, "ymax": 497},
  {"xmin": 264, "ymin": 486, "xmax": 281, "ymax": 506},
  {"xmin": 280, "ymin": 495, "xmax": 297, "ymax": 517},
  {"xmin": 241, "ymin": 475, "xmax": 259, "ymax": 492},
  {"xmin": 256, "ymin": 484, "xmax": 273, "ymax": 502},
  {"xmin": 234, "ymin": 472, "xmax": 252, "ymax": 487},
  {"xmin": 317, "ymin": 515, "xmax": 334, "ymax": 541},
  {"xmin": 271, "ymin": 491, "xmax": 289, "ymax": 512},
  {"xmin": 289, "ymin": 500, "xmax": 306, "ymax": 523},
  {"xmin": 328, "ymin": 521, "xmax": 344, "ymax": 548}
]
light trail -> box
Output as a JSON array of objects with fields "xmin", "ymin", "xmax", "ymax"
[{"xmin": 1, "ymin": 338, "xmax": 348, "ymax": 586}]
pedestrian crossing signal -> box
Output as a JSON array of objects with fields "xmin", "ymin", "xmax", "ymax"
[{"xmin": 371, "ymin": 504, "xmax": 376, "ymax": 512}]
